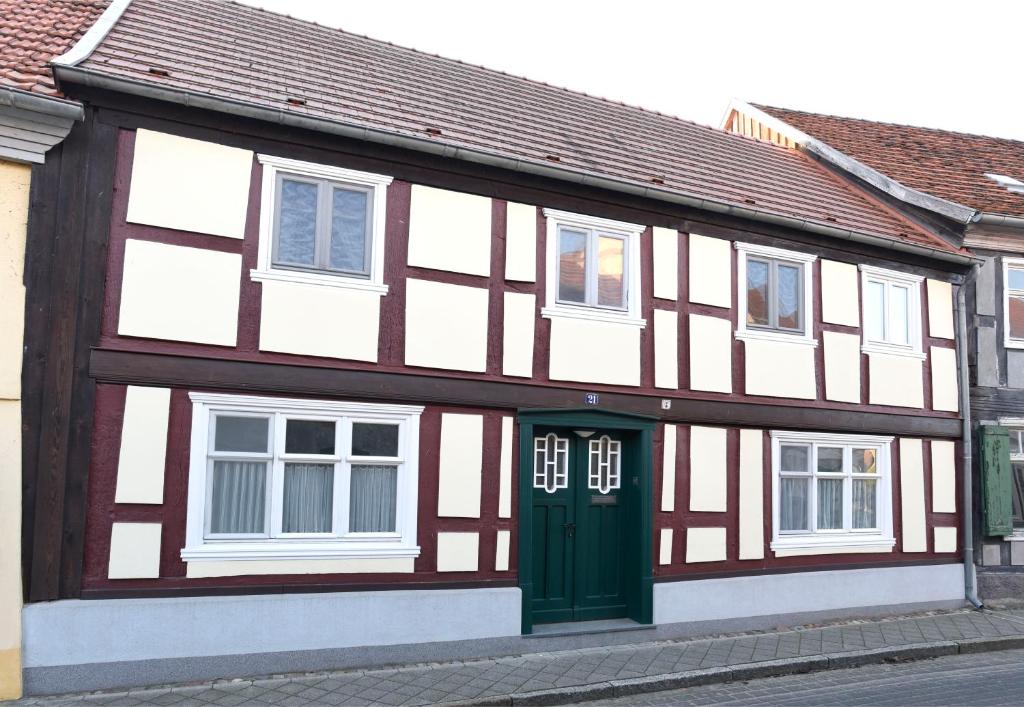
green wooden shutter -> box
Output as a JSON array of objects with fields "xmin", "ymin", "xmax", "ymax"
[{"xmin": 981, "ymin": 426, "xmax": 1013, "ymax": 536}]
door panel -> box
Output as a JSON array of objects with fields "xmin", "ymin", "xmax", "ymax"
[{"xmin": 531, "ymin": 431, "xmax": 574, "ymax": 623}]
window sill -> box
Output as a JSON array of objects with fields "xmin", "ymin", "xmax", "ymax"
[
  {"xmin": 250, "ymin": 268, "xmax": 389, "ymax": 295},
  {"xmin": 541, "ymin": 306, "xmax": 646, "ymax": 328},
  {"xmin": 181, "ymin": 542, "xmax": 420, "ymax": 562},
  {"xmin": 1004, "ymin": 339, "xmax": 1024, "ymax": 350},
  {"xmin": 736, "ymin": 329, "xmax": 818, "ymax": 347},
  {"xmin": 862, "ymin": 345, "xmax": 926, "ymax": 360},
  {"xmin": 771, "ymin": 535, "xmax": 895, "ymax": 557}
]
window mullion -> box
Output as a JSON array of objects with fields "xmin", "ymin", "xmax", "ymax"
[
  {"xmin": 809, "ymin": 445, "xmax": 818, "ymax": 533},
  {"xmin": 585, "ymin": 230, "xmax": 596, "ymax": 306},
  {"xmin": 768, "ymin": 260, "xmax": 778, "ymax": 329},
  {"xmin": 843, "ymin": 447, "xmax": 853, "ymax": 531},
  {"xmin": 316, "ymin": 181, "xmax": 331, "ymax": 270},
  {"xmin": 337, "ymin": 418, "xmax": 352, "ymax": 535},
  {"xmin": 269, "ymin": 413, "xmax": 285, "ymax": 538}
]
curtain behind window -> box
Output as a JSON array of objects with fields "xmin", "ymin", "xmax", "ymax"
[
  {"xmin": 210, "ymin": 461, "xmax": 267, "ymax": 534},
  {"xmin": 350, "ymin": 465, "xmax": 398, "ymax": 532}
]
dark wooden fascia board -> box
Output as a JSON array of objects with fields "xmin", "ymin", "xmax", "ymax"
[{"xmin": 90, "ymin": 349, "xmax": 963, "ymax": 438}]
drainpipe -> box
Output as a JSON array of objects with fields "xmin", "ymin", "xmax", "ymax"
[{"xmin": 957, "ymin": 265, "xmax": 984, "ymax": 609}]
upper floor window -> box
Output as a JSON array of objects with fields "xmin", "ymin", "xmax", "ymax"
[
  {"xmin": 771, "ymin": 431, "xmax": 895, "ymax": 555},
  {"xmin": 735, "ymin": 242, "xmax": 816, "ymax": 345},
  {"xmin": 1003, "ymin": 258, "xmax": 1024, "ymax": 348},
  {"xmin": 182, "ymin": 393, "xmax": 422, "ymax": 564},
  {"xmin": 253, "ymin": 155, "xmax": 392, "ymax": 293},
  {"xmin": 859, "ymin": 265, "xmax": 923, "ymax": 357},
  {"xmin": 542, "ymin": 209, "xmax": 645, "ymax": 326}
]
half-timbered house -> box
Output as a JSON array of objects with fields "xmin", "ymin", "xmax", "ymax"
[{"xmin": 17, "ymin": 0, "xmax": 975, "ymax": 694}]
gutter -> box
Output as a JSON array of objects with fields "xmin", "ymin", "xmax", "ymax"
[
  {"xmin": 957, "ymin": 265, "xmax": 983, "ymax": 609},
  {"xmin": 53, "ymin": 65, "xmax": 976, "ymax": 268},
  {"xmin": 973, "ymin": 212, "xmax": 1024, "ymax": 230},
  {"xmin": 0, "ymin": 87, "xmax": 83, "ymax": 122}
]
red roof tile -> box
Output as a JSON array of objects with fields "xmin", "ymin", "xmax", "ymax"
[
  {"xmin": 755, "ymin": 104, "xmax": 1024, "ymax": 219},
  {"xmin": 64, "ymin": 0, "xmax": 955, "ymax": 254},
  {"xmin": 0, "ymin": 0, "xmax": 110, "ymax": 97}
]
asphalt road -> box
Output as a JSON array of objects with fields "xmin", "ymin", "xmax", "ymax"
[{"xmin": 588, "ymin": 647, "xmax": 1024, "ymax": 706}]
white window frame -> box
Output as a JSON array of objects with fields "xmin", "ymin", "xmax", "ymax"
[
  {"xmin": 998, "ymin": 418, "xmax": 1024, "ymax": 537},
  {"xmin": 542, "ymin": 208, "xmax": 646, "ymax": 327},
  {"xmin": 182, "ymin": 393, "xmax": 422, "ymax": 563},
  {"xmin": 1002, "ymin": 257, "xmax": 1024, "ymax": 349},
  {"xmin": 735, "ymin": 242, "xmax": 817, "ymax": 346},
  {"xmin": 252, "ymin": 154, "xmax": 393, "ymax": 294},
  {"xmin": 859, "ymin": 264, "xmax": 924, "ymax": 358},
  {"xmin": 770, "ymin": 430, "xmax": 895, "ymax": 555}
]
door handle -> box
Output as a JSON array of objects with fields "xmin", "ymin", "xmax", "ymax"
[{"xmin": 563, "ymin": 522, "xmax": 576, "ymax": 538}]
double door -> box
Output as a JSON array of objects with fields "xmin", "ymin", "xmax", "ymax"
[{"xmin": 531, "ymin": 428, "xmax": 628, "ymax": 623}]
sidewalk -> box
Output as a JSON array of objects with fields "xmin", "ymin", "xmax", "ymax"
[{"xmin": 11, "ymin": 607, "xmax": 1024, "ymax": 706}]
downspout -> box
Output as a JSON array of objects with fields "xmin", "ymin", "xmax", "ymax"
[{"xmin": 957, "ymin": 265, "xmax": 984, "ymax": 609}]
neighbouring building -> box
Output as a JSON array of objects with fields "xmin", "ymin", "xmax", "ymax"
[
  {"xmin": 17, "ymin": 0, "xmax": 974, "ymax": 695},
  {"xmin": 725, "ymin": 101, "xmax": 1024, "ymax": 599},
  {"xmin": 0, "ymin": 0, "xmax": 111, "ymax": 699}
]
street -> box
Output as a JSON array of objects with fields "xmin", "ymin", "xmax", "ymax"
[{"xmin": 589, "ymin": 647, "xmax": 1024, "ymax": 706}]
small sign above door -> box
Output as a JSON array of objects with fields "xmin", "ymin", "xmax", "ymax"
[{"xmin": 585, "ymin": 393, "xmax": 600, "ymax": 405}]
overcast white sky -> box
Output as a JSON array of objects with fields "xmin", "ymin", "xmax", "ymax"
[{"xmin": 237, "ymin": 0, "xmax": 1023, "ymax": 141}]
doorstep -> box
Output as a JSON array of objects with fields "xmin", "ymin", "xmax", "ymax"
[{"xmin": 527, "ymin": 618, "xmax": 656, "ymax": 639}]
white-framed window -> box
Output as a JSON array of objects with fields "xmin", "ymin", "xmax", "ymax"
[
  {"xmin": 542, "ymin": 208, "xmax": 645, "ymax": 327},
  {"xmin": 997, "ymin": 421, "xmax": 1024, "ymax": 532},
  {"xmin": 534, "ymin": 433, "xmax": 569, "ymax": 493},
  {"xmin": 588, "ymin": 435, "xmax": 621, "ymax": 494},
  {"xmin": 859, "ymin": 264, "xmax": 924, "ymax": 357},
  {"xmin": 735, "ymin": 242, "xmax": 817, "ymax": 345},
  {"xmin": 182, "ymin": 393, "xmax": 422, "ymax": 563},
  {"xmin": 1003, "ymin": 258, "xmax": 1024, "ymax": 349},
  {"xmin": 770, "ymin": 430, "xmax": 895, "ymax": 555},
  {"xmin": 252, "ymin": 154, "xmax": 393, "ymax": 293}
]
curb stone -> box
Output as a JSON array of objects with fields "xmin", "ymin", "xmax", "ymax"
[{"xmin": 439, "ymin": 637, "xmax": 1024, "ymax": 707}]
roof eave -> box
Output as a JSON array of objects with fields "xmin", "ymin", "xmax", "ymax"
[
  {"xmin": 56, "ymin": 67, "xmax": 975, "ymax": 268},
  {"xmin": 723, "ymin": 100, "xmax": 978, "ymax": 226}
]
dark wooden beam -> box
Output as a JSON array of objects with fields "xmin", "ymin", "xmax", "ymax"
[{"xmin": 90, "ymin": 348, "xmax": 963, "ymax": 438}]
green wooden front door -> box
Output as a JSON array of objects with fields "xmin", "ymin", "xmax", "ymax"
[{"xmin": 531, "ymin": 429, "xmax": 628, "ymax": 623}]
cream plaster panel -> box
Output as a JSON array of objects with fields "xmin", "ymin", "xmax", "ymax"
[
  {"xmin": 407, "ymin": 185, "xmax": 491, "ymax": 276},
  {"xmin": 118, "ymin": 239, "xmax": 241, "ymax": 346},
  {"xmin": 934, "ymin": 526, "xmax": 957, "ymax": 553},
  {"xmin": 437, "ymin": 413, "xmax": 484, "ymax": 518},
  {"xmin": 652, "ymin": 227, "xmax": 678, "ymax": 300},
  {"xmin": 743, "ymin": 339, "xmax": 815, "ymax": 399},
  {"xmin": 930, "ymin": 346, "xmax": 959, "ymax": 412},
  {"xmin": 107, "ymin": 522, "xmax": 162, "ymax": 579},
  {"xmin": 114, "ymin": 386, "xmax": 171, "ymax": 505},
  {"xmin": 436, "ymin": 532, "xmax": 480, "ymax": 572},
  {"xmin": 504, "ymin": 202, "xmax": 536, "ymax": 282},
  {"xmin": 495, "ymin": 530, "xmax": 511, "ymax": 571},
  {"xmin": 0, "ymin": 403, "xmax": 21, "ymax": 655},
  {"xmin": 689, "ymin": 314, "xmax": 732, "ymax": 393},
  {"xmin": 405, "ymin": 279, "xmax": 489, "ymax": 372},
  {"xmin": 820, "ymin": 260, "xmax": 859, "ymax": 327},
  {"xmin": 548, "ymin": 316, "xmax": 641, "ymax": 386},
  {"xmin": 0, "ymin": 161, "xmax": 29, "ymax": 400},
  {"xmin": 661, "ymin": 425, "xmax": 677, "ymax": 512},
  {"xmin": 126, "ymin": 129, "xmax": 252, "ymax": 239},
  {"xmin": 502, "ymin": 292, "xmax": 535, "ymax": 377},
  {"xmin": 659, "ymin": 528, "xmax": 674, "ymax": 565},
  {"xmin": 738, "ymin": 429, "xmax": 764, "ymax": 560},
  {"xmin": 868, "ymin": 353, "xmax": 924, "ymax": 408},
  {"xmin": 900, "ymin": 438, "xmax": 928, "ymax": 553},
  {"xmin": 931, "ymin": 440, "xmax": 957, "ymax": 513},
  {"xmin": 926, "ymin": 279, "xmax": 954, "ymax": 340},
  {"xmin": 654, "ymin": 309, "xmax": 679, "ymax": 389},
  {"xmin": 259, "ymin": 280, "xmax": 380, "ymax": 362},
  {"xmin": 688, "ymin": 234, "xmax": 731, "ymax": 307},
  {"xmin": 773, "ymin": 544, "xmax": 894, "ymax": 557},
  {"xmin": 689, "ymin": 426, "xmax": 727, "ymax": 512},
  {"xmin": 186, "ymin": 557, "xmax": 414, "ymax": 578},
  {"xmin": 498, "ymin": 416, "xmax": 513, "ymax": 519},
  {"xmin": 823, "ymin": 331, "xmax": 861, "ymax": 403},
  {"xmin": 686, "ymin": 527, "xmax": 727, "ymax": 563}
]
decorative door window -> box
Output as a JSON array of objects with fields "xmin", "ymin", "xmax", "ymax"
[
  {"xmin": 588, "ymin": 435, "xmax": 621, "ymax": 494},
  {"xmin": 534, "ymin": 434, "xmax": 569, "ymax": 493}
]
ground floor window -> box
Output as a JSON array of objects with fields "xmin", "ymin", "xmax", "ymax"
[
  {"xmin": 182, "ymin": 393, "xmax": 423, "ymax": 563},
  {"xmin": 770, "ymin": 430, "xmax": 895, "ymax": 554},
  {"xmin": 1008, "ymin": 428, "xmax": 1024, "ymax": 529}
]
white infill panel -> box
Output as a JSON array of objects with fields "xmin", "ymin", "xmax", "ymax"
[
  {"xmin": 654, "ymin": 309, "xmax": 679, "ymax": 389},
  {"xmin": 505, "ymin": 202, "xmax": 537, "ymax": 282},
  {"xmin": 108, "ymin": 522, "xmax": 162, "ymax": 579},
  {"xmin": 498, "ymin": 416, "xmax": 513, "ymax": 519},
  {"xmin": 690, "ymin": 426, "xmax": 727, "ymax": 512},
  {"xmin": 114, "ymin": 386, "xmax": 171, "ymax": 504},
  {"xmin": 934, "ymin": 526, "xmax": 957, "ymax": 553},
  {"xmin": 405, "ymin": 279, "xmax": 489, "ymax": 372},
  {"xmin": 820, "ymin": 260, "xmax": 859, "ymax": 327},
  {"xmin": 686, "ymin": 527, "xmax": 727, "ymax": 563},
  {"xmin": 126, "ymin": 129, "xmax": 253, "ymax": 239},
  {"xmin": 743, "ymin": 338, "xmax": 815, "ymax": 399},
  {"xmin": 926, "ymin": 279, "xmax": 954, "ymax": 340},
  {"xmin": 495, "ymin": 530, "xmax": 511, "ymax": 571},
  {"xmin": 900, "ymin": 438, "xmax": 927, "ymax": 553},
  {"xmin": 738, "ymin": 429, "xmax": 764, "ymax": 560},
  {"xmin": 407, "ymin": 185, "xmax": 491, "ymax": 276},
  {"xmin": 437, "ymin": 413, "xmax": 484, "ymax": 518},
  {"xmin": 823, "ymin": 331, "xmax": 861, "ymax": 403},
  {"xmin": 652, "ymin": 226, "xmax": 678, "ymax": 300},
  {"xmin": 868, "ymin": 353, "xmax": 924, "ymax": 408},
  {"xmin": 436, "ymin": 532, "xmax": 480, "ymax": 572},
  {"xmin": 689, "ymin": 314, "xmax": 732, "ymax": 393},
  {"xmin": 661, "ymin": 424, "xmax": 677, "ymax": 512},
  {"xmin": 930, "ymin": 346, "xmax": 959, "ymax": 412},
  {"xmin": 502, "ymin": 291, "xmax": 535, "ymax": 377},
  {"xmin": 659, "ymin": 528, "xmax": 674, "ymax": 565},
  {"xmin": 931, "ymin": 440, "xmax": 956, "ymax": 513},
  {"xmin": 688, "ymin": 234, "xmax": 731, "ymax": 308},
  {"xmin": 548, "ymin": 316, "xmax": 641, "ymax": 386}
]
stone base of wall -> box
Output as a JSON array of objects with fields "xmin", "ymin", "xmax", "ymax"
[{"xmin": 978, "ymin": 568, "xmax": 1024, "ymax": 600}]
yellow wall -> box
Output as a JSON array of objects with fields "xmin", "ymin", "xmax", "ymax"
[{"xmin": 0, "ymin": 158, "xmax": 29, "ymax": 699}]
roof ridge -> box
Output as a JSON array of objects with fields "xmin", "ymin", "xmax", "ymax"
[{"xmin": 754, "ymin": 102, "xmax": 1024, "ymax": 145}]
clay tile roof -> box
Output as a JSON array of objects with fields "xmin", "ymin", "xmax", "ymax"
[
  {"xmin": 65, "ymin": 0, "xmax": 956, "ymax": 254},
  {"xmin": 755, "ymin": 104, "xmax": 1024, "ymax": 219},
  {"xmin": 0, "ymin": 0, "xmax": 110, "ymax": 97}
]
